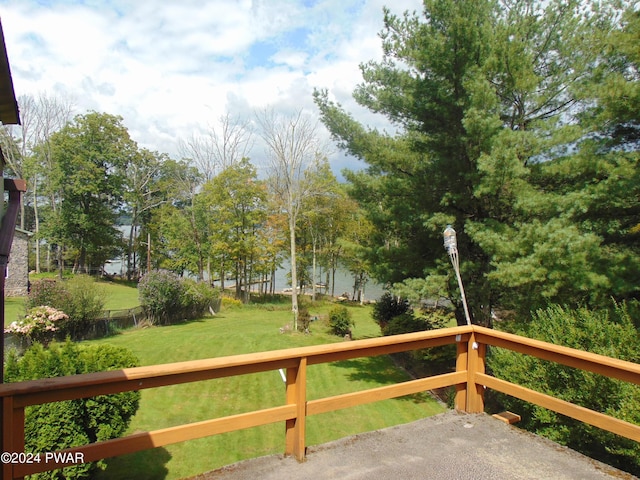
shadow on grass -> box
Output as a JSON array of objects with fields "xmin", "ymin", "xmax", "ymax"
[
  {"xmin": 96, "ymin": 316, "xmax": 214, "ymax": 341},
  {"xmin": 159, "ymin": 318, "xmax": 208, "ymax": 327},
  {"xmin": 95, "ymin": 447, "xmax": 171, "ymax": 480},
  {"xmin": 330, "ymin": 355, "xmax": 439, "ymax": 405}
]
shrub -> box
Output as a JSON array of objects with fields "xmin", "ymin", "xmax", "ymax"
[
  {"xmin": 372, "ymin": 292, "xmax": 411, "ymax": 330},
  {"xmin": 382, "ymin": 310, "xmax": 456, "ymax": 376},
  {"xmin": 4, "ymin": 341, "xmax": 141, "ymax": 480},
  {"xmin": 297, "ymin": 304, "xmax": 311, "ymax": 333},
  {"xmin": 329, "ymin": 306, "xmax": 354, "ymax": 337},
  {"xmin": 26, "ymin": 279, "xmax": 71, "ymax": 312},
  {"xmin": 221, "ymin": 296, "xmax": 243, "ymax": 310},
  {"xmin": 26, "ymin": 276, "xmax": 105, "ymax": 340},
  {"xmin": 138, "ymin": 270, "xmax": 185, "ymax": 325},
  {"xmin": 488, "ymin": 303, "xmax": 640, "ymax": 475},
  {"xmin": 382, "ymin": 313, "xmax": 428, "ymax": 336},
  {"xmin": 4, "ymin": 306, "xmax": 69, "ymax": 346},
  {"xmin": 181, "ymin": 279, "xmax": 220, "ymax": 320},
  {"xmin": 61, "ymin": 275, "xmax": 106, "ymax": 339}
]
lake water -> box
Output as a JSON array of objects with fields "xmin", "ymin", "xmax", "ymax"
[
  {"xmin": 105, "ymin": 246, "xmax": 386, "ymax": 302},
  {"xmin": 269, "ymin": 264, "xmax": 386, "ymax": 302}
]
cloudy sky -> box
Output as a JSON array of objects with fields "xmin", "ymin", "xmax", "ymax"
[{"xmin": 0, "ymin": 0, "xmax": 422, "ymax": 176}]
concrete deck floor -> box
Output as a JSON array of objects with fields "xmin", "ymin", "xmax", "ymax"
[{"xmin": 190, "ymin": 411, "xmax": 637, "ymax": 480}]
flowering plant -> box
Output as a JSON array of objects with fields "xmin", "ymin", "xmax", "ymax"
[{"xmin": 4, "ymin": 305, "xmax": 69, "ymax": 345}]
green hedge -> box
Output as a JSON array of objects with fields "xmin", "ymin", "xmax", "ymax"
[
  {"xmin": 26, "ymin": 276, "xmax": 105, "ymax": 340},
  {"xmin": 4, "ymin": 341, "xmax": 141, "ymax": 480},
  {"xmin": 488, "ymin": 303, "xmax": 640, "ymax": 475}
]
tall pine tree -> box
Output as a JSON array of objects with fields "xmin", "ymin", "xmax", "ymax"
[{"xmin": 315, "ymin": 0, "xmax": 629, "ymax": 323}]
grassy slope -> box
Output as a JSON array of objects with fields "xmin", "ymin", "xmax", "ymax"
[
  {"xmin": 89, "ymin": 302, "xmax": 445, "ymax": 480},
  {"xmin": 3, "ymin": 279, "xmax": 140, "ymax": 327},
  {"xmin": 99, "ymin": 279, "xmax": 141, "ymax": 310}
]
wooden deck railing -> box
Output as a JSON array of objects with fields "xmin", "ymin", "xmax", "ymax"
[{"xmin": 2, "ymin": 324, "xmax": 640, "ymax": 479}]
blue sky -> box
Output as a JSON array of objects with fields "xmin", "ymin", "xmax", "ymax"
[{"xmin": 0, "ymin": 0, "xmax": 422, "ymax": 175}]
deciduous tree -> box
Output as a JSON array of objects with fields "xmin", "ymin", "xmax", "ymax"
[
  {"xmin": 0, "ymin": 93, "xmax": 74, "ymax": 272},
  {"xmin": 198, "ymin": 159, "xmax": 267, "ymax": 301},
  {"xmin": 258, "ymin": 108, "xmax": 324, "ymax": 329},
  {"xmin": 178, "ymin": 112, "xmax": 253, "ymax": 181},
  {"xmin": 151, "ymin": 160, "xmax": 206, "ymax": 278},
  {"xmin": 47, "ymin": 112, "xmax": 137, "ymax": 274},
  {"xmin": 124, "ymin": 149, "xmax": 171, "ymax": 278}
]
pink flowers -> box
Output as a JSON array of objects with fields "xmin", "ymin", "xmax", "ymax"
[{"xmin": 4, "ymin": 306, "xmax": 69, "ymax": 344}]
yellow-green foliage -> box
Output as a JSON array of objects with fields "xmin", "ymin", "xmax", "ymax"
[{"xmin": 221, "ymin": 296, "xmax": 243, "ymax": 309}]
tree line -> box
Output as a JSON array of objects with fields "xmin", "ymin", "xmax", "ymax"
[
  {"xmin": 2, "ymin": 0, "xmax": 639, "ymax": 471},
  {"xmin": 0, "ymin": 103, "xmax": 369, "ymax": 312},
  {"xmin": 2, "ymin": 0, "xmax": 637, "ymax": 327}
]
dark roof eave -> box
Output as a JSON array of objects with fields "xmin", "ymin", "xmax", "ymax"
[{"xmin": 0, "ymin": 19, "xmax": 19, "ymax": 125}]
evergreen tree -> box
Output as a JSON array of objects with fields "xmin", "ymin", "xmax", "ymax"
[{"xmin": 315, "ymin": 0, "xmax": 629, "ymax": 322}]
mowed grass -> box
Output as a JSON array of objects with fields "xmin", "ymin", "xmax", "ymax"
[
  {"xmin": 3, "ymin": 278, "xmax": 140, "ymax": 328},
  {"xmin": 89, "ymin": 301, "xmax": 445, "ymax": 480},
  {"xmin": 99, "ymin": 279, "xmax": 141, "ymax": 310},
  {"xmin": 4, "ymin": 296, "xmax": 26, "ymax": 325}
]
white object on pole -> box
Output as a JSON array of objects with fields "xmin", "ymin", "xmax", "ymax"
[{"xmin": 443, "ymin": 225, "xmax": 472, "ymax": 326}]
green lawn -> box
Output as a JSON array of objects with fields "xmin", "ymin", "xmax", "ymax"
[
  {"xmin": 4, "ymin": 296, "xmax": 25, "ymax": 325},
  {"xmin": 88, "ymin": 301, "xmax": 445, "ymax": 480},
  {"xmin": 3, "ymin": 278, "xmax": 140, "ymax": 327},
  {"xmin": 99, "ymin": 279, "xmax": 140, "ymax": 310}
]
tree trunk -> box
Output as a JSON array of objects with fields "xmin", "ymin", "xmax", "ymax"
[
  {"xmin": 235, "ymin": 260, "xmax": 241, "ymax": 299},
  {"xmin": 57, "ymin": 245, "xmax": 63, "ymax": 278},
  {"xmin": 311, "ymin": 237, "xmax": 317, "ymax": 301},
  {"xmin": 189, "ymin": 208, "xmax": 204, "ymax": 282},
  {"xmin": 127, "ymin": 211, "xmax": 138, "ymax": 279},
  {"xmin": 289, "ymin": 214, "xmax": 299, "ymax": 331},
  {"xmin": 325, "ymin": 270, "xmax": 330, "ymax": 297},
  {"xmin": 270, "ymin": 264, "xmax": 276, "ymax": 295},
  {"xmin": 34, "ymin": 181, "xmax": 40, "ymax": 273},
  {"xmin": 332, "ymin": 265, "xmax": 336, "ymax": 298},
  {"xmin": 245, "ymin": 260, "xmax": 251, "ymax": 303}
]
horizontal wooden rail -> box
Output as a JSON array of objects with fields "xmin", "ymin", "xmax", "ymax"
[
  {"xmin": 0, "ymin": 326, "xmax": 472, "ymax": 406},
  {"xmin": 1, "ymin": 326, "xmax": 473, "ymax": 479},
  {"xmin": 473, "ymin": 326, "xmax": 640, "ymax": 386},
  {"xmin": 477, "ymin": 373, "xmax": 640, "ymax": 443},
  {"xmin": 308, "ymin": 371, "xmax": 466, "ymax": 416},
  {"xmin": 3, "ymin": 323, "xmax": 640, "ymax": 479},
  {"xmin": 473, "ymin": 326, "xmax": 640, "ymax": 443},
  {"xmin": 14, "ymin": 404, "xmax": 297, "ymax": 478}
]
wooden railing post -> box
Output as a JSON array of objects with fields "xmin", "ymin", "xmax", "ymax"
[
  {"xmin": 3, "ymin": 395, "xmax": 25, "ymax": 480},
  {"xmin": 285, "ymin": 357, "xmax": 307, "ymax": 461},
  {"xmin": 454, "ymin": 335, "xmax": 468, "ymax": 411},
  {"xmin": 467, "ymin": 331, "xmax": 486, "ymax": 413}
]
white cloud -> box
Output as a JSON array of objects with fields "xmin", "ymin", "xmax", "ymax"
[{"xmin": 0, "ymin": 0, "xmax": 423, "ymax": 173}]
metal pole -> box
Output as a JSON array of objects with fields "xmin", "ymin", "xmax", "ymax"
[{"xmin": 444, "ymin": 226, "xmax": 472, "ymax": 326}]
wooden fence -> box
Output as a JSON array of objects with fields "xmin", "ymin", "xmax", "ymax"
[{"xmin": 2, "ymin": 325, "xmax": 640, "ymax": 479}]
